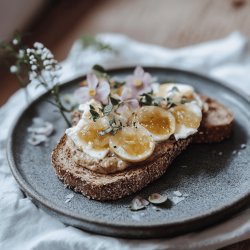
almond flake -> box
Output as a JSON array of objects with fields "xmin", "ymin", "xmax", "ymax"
[
  {"xmin": 130, "ymin": 196, "xmax": 149, "ymax": 211},
  {"xmin": 148, "ymin": 193, "xmax": 168, "ymax": 204}
]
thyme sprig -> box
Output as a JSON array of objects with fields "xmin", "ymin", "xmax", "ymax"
[
  {"xmin": 139, "ymin": 86, "xmax": 190, "ymax": 108},
  {"xmin": 88, "ymin": 95, "xmax": 123, "ymax": 135},
  {"xmin": 99, "ymin": 117, "xmax": 123, "ymax": 136}
]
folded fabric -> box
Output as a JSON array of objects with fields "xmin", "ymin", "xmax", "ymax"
[{"xmin": 1, "ymin": 32, "xmax": 250, "ymax": 250}]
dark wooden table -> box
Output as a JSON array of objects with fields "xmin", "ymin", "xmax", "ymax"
[{"xmin": 1, "ymin": 0, "xmax": 250, "ymax": 248}]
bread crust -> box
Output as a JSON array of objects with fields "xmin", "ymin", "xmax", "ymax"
[
  {"xmin": 193, "ymin": 96, "xmax": 233, "ymax": 143},
  {"xmin": 52, "ymin": 135, "xmax": 191, "ymax": 200}
]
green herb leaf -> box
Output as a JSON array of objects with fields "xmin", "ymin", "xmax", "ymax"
[
  {"xmin": 139, "ymin": 93, "xmax": 154, "ymax": 106},
  {"xmin": 152, "ymin": 97, "xmax": 165, "ymax": 106},
  {"xmin": 109, "ymin": 117, "xmax": 115, "ymax": 126},
  {"xmin": 89, "ymin": 109, "xmax": 100, "ymax": 122},
  {"xmin": 92, "ymin": 64, "xmax": 106, "ymax": 73},
  {"xmin": 89, "ymin": 105, "xmax": 100, "ymax": 121},
  {"xmin": 112, "ymin": 80, "xmax": 125, "ymax": 89},
  {"xmin": 110, "ymin": 96, "xmax": 120, "ymax": 106},
  {"xmin": 89, "ymin": 104, "xmax": 95, "ymax": 110},
  {"xmin": 103, "ymin": 103, "xmax": 113, "ymax": 116},
  {"xmin": 166, "ymin": 97, "xmax": 176, "ymax": 108}
]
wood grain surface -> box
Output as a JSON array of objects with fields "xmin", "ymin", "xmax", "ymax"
[{"xmin": 1, "ymin": 0, "xmax": 250, "ymax": 248}]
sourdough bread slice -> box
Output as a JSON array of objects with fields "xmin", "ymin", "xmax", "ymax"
[
  {"xmin": 52, "ymin": 135, "xmax": 192, "ymax": 200},
  {"xmin": 51, "ymin": 96, "xmax": 233, "ymax": 201}
]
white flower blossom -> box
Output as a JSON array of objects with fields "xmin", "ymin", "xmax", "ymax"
[
  {"xmin": 12, "ymin": 39, "xmax": 19, "ymax": 45},
  {"xmin": 41, "ymin": 54, "xmax": 47, "ymax": 60},
  {"xmin": 36, "ymin": 49, "xmax": 42, "ymax": 55},
  {"xmin": 45, "ymin": 65, "xmax": 52, "ymax": 70},
  {"xmin": 18, "ymin": 49, "xmax": 25, "ymax": 58},
  {"xmin": 34, "ymin": 42, "xmax": 44, "ymax": 49},
  {"xmin": 10, "ymin": 65, "xmax": 18, "ymax": 73},
  {"xmin": 31, "ymin": 65, "xmax": 37, "ymax": 71},
  {"xmin": 29, "ymin": 71, "xmax": 38, "ymax": 81},
  {"xmin": 26, "ymin": 48, "xmax": 35, "ymax": 54}
]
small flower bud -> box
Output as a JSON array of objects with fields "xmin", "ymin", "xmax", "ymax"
[
  {"xmin": 12, "ymin": 38, "xmax": 19, "ymax": 45},
  {"xmin": 10, "ymin": 65, "xmax": 18, "ymax": 73}
]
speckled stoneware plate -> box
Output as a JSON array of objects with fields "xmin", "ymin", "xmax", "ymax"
[{"xmin": 7, "ymin": 67, "xmax": 250, "ymax": 238}]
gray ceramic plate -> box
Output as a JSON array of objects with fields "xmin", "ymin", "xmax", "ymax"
[{"xmin": 7, "ymin": 67, "xmax": 250, "ymax": 238}]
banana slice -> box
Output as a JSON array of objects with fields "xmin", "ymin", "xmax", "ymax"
[
  {"xmin": 109, "ymin": 125, "xmax": 155, "ymax": 162},
  {"xmin": 66, "ymin": 117, "xmax": 110, "ymax": 159},
  {"xmin": 171, "ymin": 102, "xmax": 202, "ymax": 140},
  {"xmin": 155, "ymin": 83, "xmax": 194, "ymax": 100},
  {"xmin": 137, "ymin": 106, "xmax": 175, "ymax": 141}
]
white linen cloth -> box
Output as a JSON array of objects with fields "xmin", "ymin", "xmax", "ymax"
[{"xmin": 1, "ymin": 32, "xmax": 250, "ymax": 250}]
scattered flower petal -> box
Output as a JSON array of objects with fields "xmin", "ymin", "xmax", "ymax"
[
  {"xmin": 173, "ymin": 191, "xmax": 182, "ymax": 197},
  {"xmin": 152, "ymin": 206, "xmax": 161, "ymax": 211},
  {"xmin": 27, "ymin": 134, "xmax": 48, "ymax": 146},
  {"xmin": 65, "ymin": 193, "xmax": 74, "ymax": 203},
  {"xmin": 171, "ymin": 196, "xmax": 185, "ymax": 205},
  {"xmin": 27, "ymin": 117, "xmax": 54, "ymax": 146}
]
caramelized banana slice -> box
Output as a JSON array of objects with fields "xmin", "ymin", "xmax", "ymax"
[
  {"xmin": 109, "ymin": 125, "xmax": 155, "ymax": 162},
  {"xmin": 137, "ymin": 106, "xmax": 175, "ymax": 141},
  {"xmin": 70, "ymin": 117, "xmax": 110, "ymax": 159},
  {"xmin": 171, "ymin": 102, "xmax": 202, "ymax": 140}
]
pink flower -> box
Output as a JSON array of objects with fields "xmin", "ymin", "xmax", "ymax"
[
  {"xmin": 74, "ymin": 73, "xmax": 110, "ymax": 104},
  {"xmin": 126, "ymin": 66, "xmax": 157, "ymax": 97},
  {"xmin": 117, "ymin": 87, "xmax": 139, "ymax": 113}
]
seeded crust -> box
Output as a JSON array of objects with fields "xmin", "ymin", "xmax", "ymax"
[
  {"xmin": 51, "ymin": 96, "xmax": 233, "ymax": 201},
  {"xmin": 52, "ymin": 134, "xmax": 192, "ymax": 200}
]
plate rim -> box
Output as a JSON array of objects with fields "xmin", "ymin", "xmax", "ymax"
[{"xmin": 7, "ymin": 66, "xmax": 250, "ymax": 237}]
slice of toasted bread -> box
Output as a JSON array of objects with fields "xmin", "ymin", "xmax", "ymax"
[
  {"xmin": 193, "ymin": 96, "xmax": 233, "ymax": 143},
  {"xmin": 52, "ymin": 134, "xmax": 192, "ymax": 200},
  {"xmin": 51, "ymin": 96, "xmax": 233, "ymax": 201}
]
